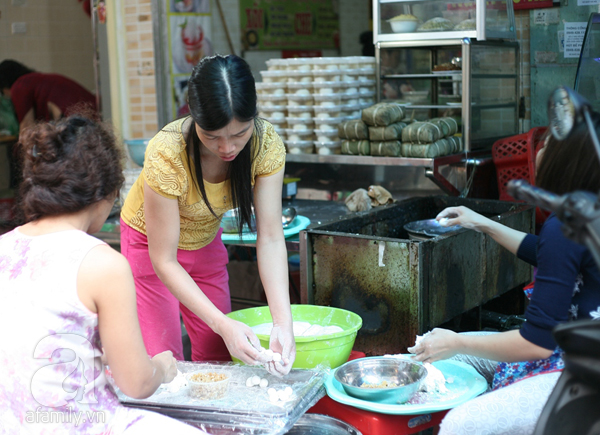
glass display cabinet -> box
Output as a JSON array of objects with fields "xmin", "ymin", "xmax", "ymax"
[
  {"xmin": 374, "ymin": 0, "xmax": 516, "ymax": 42},
  {"xmin": 374, "ymin": 0, "xmax": 519, "ymax": 151}
]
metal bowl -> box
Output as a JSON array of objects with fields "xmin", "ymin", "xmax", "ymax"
[
  {"xmin": 403, "ymin": 218, "xmax": 462, "ymax": 241},
  {"xmin": 334, "ymin": 357, "xmax": 427, "ymax": 404},
  {"xmin": 285, "ymin": 414, "xmax": 362, "ymax": 435},
  {"xmin": 221, "ymin": 208, "xmax": 256, "ymax": 233}
]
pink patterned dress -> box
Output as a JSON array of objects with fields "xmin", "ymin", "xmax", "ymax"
[{"xmin": 0, "ymin": 228, "xmax": 163, "ymax": 434}]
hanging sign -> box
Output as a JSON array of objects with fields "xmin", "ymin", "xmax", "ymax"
[
  {"xmin": 239, "ymin": 0, "xmax": 339, "ymax": 50},
  {"xmin": 512, "ymin": 0, "xmax": 553, "ymax": 10}
]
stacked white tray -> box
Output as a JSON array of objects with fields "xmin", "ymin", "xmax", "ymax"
[{"xmin": 258, "ymin": 56, "xmax": 376, "ymax": 155}]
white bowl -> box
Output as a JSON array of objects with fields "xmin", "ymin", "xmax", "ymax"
[{"xmin": 389, "ymin": 20, "xmax": 418, "ymax": 33}]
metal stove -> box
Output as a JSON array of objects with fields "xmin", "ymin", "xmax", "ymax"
[{"xmin": 299, "ymin": 196, "xmax": 534, "ymax": 356}]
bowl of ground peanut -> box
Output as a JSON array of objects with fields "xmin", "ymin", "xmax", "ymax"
[
  {"xmin": 334, "ymin": 357, "xmax": 427, "ymax": 404},
  {"xmin": 188, "ymin": 370, "xmax": 231, "ymax": 400}
]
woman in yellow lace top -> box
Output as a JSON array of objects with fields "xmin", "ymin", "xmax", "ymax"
[{"xmin": 120, "ymin": 55, "xmax": 295, "ymax": 375}]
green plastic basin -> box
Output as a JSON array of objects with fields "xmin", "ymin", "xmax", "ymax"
[{"xmin": 226, "ymin": 304, "xmax": 363, "ymax": 369}]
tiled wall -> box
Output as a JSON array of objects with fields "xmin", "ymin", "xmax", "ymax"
[
  {"xmin": 0, "ymin": 0, "xmax": 95, "ymax": 91},
  {"xmin": 122, "ymin": 0, "xmax": 158, "ymax": 139}
]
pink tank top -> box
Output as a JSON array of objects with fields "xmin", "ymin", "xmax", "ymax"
[{"xmin": 0, "ymin": 228, "xmax": 140, "ymax": 434}]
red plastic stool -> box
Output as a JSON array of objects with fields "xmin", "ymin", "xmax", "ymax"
[{"xmin": 308, "ymin": 395, "xmax": 448, "ymax": 435}]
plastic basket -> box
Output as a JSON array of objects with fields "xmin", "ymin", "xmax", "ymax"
[{"xmin": 492, "ymin": 127, "xmax": 549, "ymax": 226}]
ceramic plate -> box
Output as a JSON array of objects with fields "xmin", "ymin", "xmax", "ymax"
[
  {"xmin": 325, "ymin": 358, "xmax": 487, "ymax": 415},
  {"xmin": 221, "ymin": 215, "xmax": 311, "ymax": 243}
]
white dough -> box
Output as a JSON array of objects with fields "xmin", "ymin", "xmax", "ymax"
[
  {"xmin": 292, "ymin": 321, "xmax": 312, "ymax": 336},
  {"xmin": 251, "ymin": 321, "xmax": 344, "ymax": 337},
  {"xmin": 292, "ymin": 123, "xmax": 309, "ymax": 131},
  {"xmin": 166, "ymin": 370, "xmax": 188, "ymax": 393},
  {"xmin": 267, "ymin": 387, "xmax": 277, "ymax": 397},
  {"xmin": 273, "ymin": 88, "xmax": 285, "ymax": 96},
  {"xmin": 251, "ymin": 375, "xmax": 261, "ymax": 386},
  {"xmin": 284, "ymin": 386, "xmax": 293, "ymax": 396},
  {"xmin": 259, "ymin": 378, "xmax": 269, "ymax": 388},
  {"xmin": 419, "ymin": 362, "xmax": 448, "ymax": 394},
  {"xmin": 272, "ymin": 353, "xmax": 282, "ymax": 362},
  {"xmin": 316, "ymin": 113, "xmax": 331, "ymax": 119},
  {"xmin": 264, "ymin": 349, "xmax": 274, "ymax": 358},
  {"xmin": 318, "ymin": 147, "xmax": 332, "ymax": 155},
  {"xmin": 295, "ymin": 89, "xmax": 311, "ymax": 96},
  {"xmin": 277, "ymin": 389, "xmax": 288, "ymax": 401},
  {"xmin": 246, "ymin": 377, "xmax": 254, "ymax": 387},
  {"xmin": 438, "ymin": 217, "xmax": 449, "ymax": 226}
]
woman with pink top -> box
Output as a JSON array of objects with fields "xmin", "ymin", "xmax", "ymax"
[{"xmin": 0, "ymin": 115, "xmax": 206, "ymax": 434}]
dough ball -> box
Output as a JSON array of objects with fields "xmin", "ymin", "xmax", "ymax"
[{"xmin": 259, "ymin": 378, "xmax": 269, "ymax": 388}]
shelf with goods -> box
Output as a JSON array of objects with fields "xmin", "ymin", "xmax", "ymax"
[
  {"xmin": 373, "ymin": 0, "xmax": 519, "ymax": 153},
  {"xmin": 375, "ymin": 39, "xmax": 520, "ymax": 152}
]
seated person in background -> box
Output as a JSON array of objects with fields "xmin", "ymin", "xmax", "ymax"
[
  {"xmin": 0, "ymin": 115, "xmax": 205, "ymax": 434},
  {"xmin": 0, "ymin": 59, "xmax": 97, "ymax": 132},
  {"xmin": 409, "ymin": 114, "xmax": 600, "ymax": 435}
]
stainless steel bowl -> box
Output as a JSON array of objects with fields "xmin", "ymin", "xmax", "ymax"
[
  {"xmin": 334, "ymin": 357, "xmax": 427, "ymax": 404},
  {"xmin": 221, "ymin": 208, "xmax": 256, "ymax": 234},
  {"xmin": 403, "ymin": 218, "xmax": 462, "ymax": 241},
  {"xmin": 285, "ymin": 414, "xmax": 362, "ymax": 435}
]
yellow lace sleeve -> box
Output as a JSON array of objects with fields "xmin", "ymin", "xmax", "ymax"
[
  {"xmin": 251, "ymin": 119, "xmax": 286, "ymax": 183},
  {"xmin": 142, "ymin": 129, "xmax": 189, "ymax": 199}
]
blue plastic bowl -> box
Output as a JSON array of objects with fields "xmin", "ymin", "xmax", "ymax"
[{"xmin": 125, "ymin": 139, "xmax": 150, "ymax": 167}]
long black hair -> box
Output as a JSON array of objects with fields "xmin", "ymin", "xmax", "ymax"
[
  {"xmin": 536, "ymin": 111, "xmax": 600, "ymax": 195},
  {"xmin": 185, "ymin": 54, "xmax": 259, "ymax": 234}
]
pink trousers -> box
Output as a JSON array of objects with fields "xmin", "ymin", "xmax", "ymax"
[{"xmin": 120, "ymin": 219, "xmax": 231, "ymax": 362}]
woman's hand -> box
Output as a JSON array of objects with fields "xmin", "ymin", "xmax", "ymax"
[
  {"xmin": 407, "ymin": 328, "xmax": 463, "ymax": 363},
  {"xmin": 216, "ymin": 316, "xmax": 270, "ymax": 366},
  {"xmin": 436, "ymin": 206, "xmax": 489, "ymax": 232},
  {"xmin": 266, "ymin": 323, "xmax": 296, "ymax": 376},
  {"xmin": 151, "ymin": 350, "xmax": 178, "ymax": 383}
]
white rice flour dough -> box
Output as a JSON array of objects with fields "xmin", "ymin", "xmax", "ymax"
[{"xmin": 251, "ymin": 321, "xmax": 343, "ymax": 337}]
